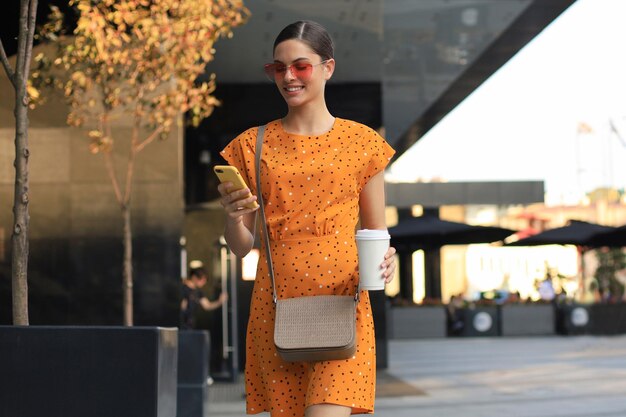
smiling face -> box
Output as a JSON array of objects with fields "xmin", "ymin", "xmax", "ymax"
[{"xmin": 272, "ymin": 39, "xmax": 335, "ymax": 109}]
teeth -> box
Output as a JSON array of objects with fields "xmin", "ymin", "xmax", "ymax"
[{"xmin": 286, "ymin": 87, "xmax": 303, "ymax": 92}]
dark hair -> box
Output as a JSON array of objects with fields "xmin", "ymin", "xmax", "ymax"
[
  {"xmin": 189, "ymin": 268, "xmax": 207, "ymax": 280},
  {"xmin": 273, "ymin": 20, "xmax": 334, "ymax": 61}
]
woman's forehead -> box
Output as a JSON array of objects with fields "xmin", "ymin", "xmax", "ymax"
[{"xmin": 274, "ymin": 39, "xmax": 317, "ymax": 60}]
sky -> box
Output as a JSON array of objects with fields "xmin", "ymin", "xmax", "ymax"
[{"xmin": 386, "ymin": 0, "xmax": 626, "ymax": 206}]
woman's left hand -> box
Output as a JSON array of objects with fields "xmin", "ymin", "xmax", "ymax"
[{"xmin": 381, "ymin": 246, "xmax": 397, "ymax": 284}]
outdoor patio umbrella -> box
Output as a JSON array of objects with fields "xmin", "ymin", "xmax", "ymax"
[
  {"xmin": 587, "ymin": 224, "xmax": 626, "ymax": 248},
  {"xmin": 389, "ymin": 215, "xmax": 516, "ymax": 251},
  {"xmin": 388, "ymin": 215, "xmax": 515, "ymax": 301},
  {"xmin": 505, "ymin": 220, "xmax": 617, "ymax": 300},
  {"xmin": 505, "ymin": 220, "xmax": 615, "ymax": 247}
]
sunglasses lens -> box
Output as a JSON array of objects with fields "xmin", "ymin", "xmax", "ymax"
[
  {"xmin": 264, "ymin": 64, "xmax": 277, "ymax": 80},
  {"xmin": 264, "ymin": 62, "xmax": 318, "ymax": 81},
  {"xmin": 274, "ymin": 64, "xmax": 287, "ymax": 75},
  {"xmin": 292, "ymin": 63, "xmax": 312, "ymax": 78}
]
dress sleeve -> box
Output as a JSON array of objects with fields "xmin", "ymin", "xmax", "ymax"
[
  {"xmin": 359, "ymin": 128, "xmax": 395, "ymax": 190},
  {"xmin": 219, "ymin": 127, "xmax": 258, "ymax": 195}
]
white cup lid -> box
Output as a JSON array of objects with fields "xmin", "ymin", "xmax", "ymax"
[{"xmin": 356, "ymin": 229, "xmax": 390, "ymax": 240}]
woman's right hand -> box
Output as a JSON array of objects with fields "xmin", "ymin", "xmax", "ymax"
[{"xmin": 217, "ymin": 182, "xmax": 259, "ymax": 224}]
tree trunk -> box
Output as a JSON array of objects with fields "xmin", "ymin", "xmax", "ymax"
[
  {"xmin": 11, "ymin": 90, "xmax": 30, "ymax": 326},
  {"xmin": 122, "ymin": 204, "xmax": 133, "ymax": 326},
  {"xmin": 3, "ymin": 0, "xmax": 39, "ymax": 326}
]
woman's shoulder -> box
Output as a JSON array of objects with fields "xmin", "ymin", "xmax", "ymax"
[
  {"xmin": 236, "ymin": 120, "xmax": 281, "ymax": 141},
  {"xmin": 235, "ymin": 125, "xmax": 260, "ymax": 142},
  {"xmin": 336, "ymin": 118, "xmax": 382, "ymax": 138},
  {"xmin": 222, "ymin": 120, "xmax": 282, "ymax": 156},
  {"xmin": 335, "ymin": 119, "xmax": 395, "ymax": 158}
]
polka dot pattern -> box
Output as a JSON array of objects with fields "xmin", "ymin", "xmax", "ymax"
[{"xmin": 220, "ymin": 118, "xmax": 395, "ymax": 416}]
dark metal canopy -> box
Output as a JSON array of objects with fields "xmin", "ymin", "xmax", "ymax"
[
  {"xmin": 389, "ymin": 215, "xmax": 515, "ymax": 251},
  {"xmin": 390, "ymin": 0, "xmax": 577, "ymax": 156}
]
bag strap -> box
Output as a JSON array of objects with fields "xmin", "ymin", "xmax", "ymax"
[
  {"xmin": 254, "ymin": 125, "xmax": 279, "ymax": 304},
  {"xmin": 254, "ymin": 125, "xmax": 359, "ymax": 305}
]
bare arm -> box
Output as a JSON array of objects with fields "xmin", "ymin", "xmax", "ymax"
[
  {"xmin": 218, "ymin": 182, "xmax": 259, "ymax": 257},
  {"xmin": 359, "ymin": 171, "xmax": 388, "ymax": 230},
  {"xmin": 224, "ymin": 210, "xmax": 257, "ymax": 257},
  {"xmin": 199, "ymin": 292, "xmax": 228, "ymax": 311},
  {"xmin": 359, "ymin": 171, "xmax": 397, "ymax": 283}
]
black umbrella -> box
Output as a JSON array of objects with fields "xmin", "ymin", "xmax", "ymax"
[
  {"xmin": 506, "ymin": 220, "xmax": 615, "ymax": 247},
  {"xmin": 506, "ymin": 220, "xmax": 617, "ymax": 300},
  {"xmin": 587, "ymin": 224, "xmax": 626, "ymax": 248},
  {"xmin": 389, "ymin": 215, "xmax": 515, "ymax": 301},
  {"xmin": 389, "ymin": 215, "xmax": 516, "ymax": 250}
]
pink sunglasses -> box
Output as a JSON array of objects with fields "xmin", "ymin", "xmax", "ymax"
[{"xmin": 263, "ymin": 60, "xmax": 330, "ymax": 81}]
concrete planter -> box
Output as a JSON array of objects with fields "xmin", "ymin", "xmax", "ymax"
[
  {"xmin": 389, "ymin": 306, "xmax": 446, "ymax": 339},
  {"xmin": 0, "ymin": 326, "xmax": 177, "ymax": 417},
  {"xmin": 500, "ymin": 304, "xmax": 555, "ymax": 336}
]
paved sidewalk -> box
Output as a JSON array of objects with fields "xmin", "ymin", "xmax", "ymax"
[{"xmin": 207, "ymin": 336, "xmax": 626, "ymax": 416}]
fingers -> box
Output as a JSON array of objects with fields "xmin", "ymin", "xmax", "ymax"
[
  {"xmin": 380, "ymin": 246, "xmax": 397, "ymax": 283},
  {"xmin": 216, "ymin": 181, "xmax": 237, "ymax": 197},
  {"xmin": 384, "ymin": 246, "xmax": 397, "ymax": 259},
  {"xmin": 218, "ymin": 182, "xmax": 251, "ymax": 201},
  {"xmin": 224, "ymin": 192, "xmax": 258, "ymax": 211},
  {"xmin": 218, "ymin": 183, "xmax": 259, "ymax": 217}
]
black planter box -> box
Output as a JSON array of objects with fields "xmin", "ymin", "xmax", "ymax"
[
  {"xmin": 461, "ymin": 306, "xmax": 500, "ymax": 337},
  {"xmin": 0, "ymin": 326, "xmax": 177, "ymax": 417},
  {"xmin": 589, "ymin": 303, "xmax": 626, "ymax": 335},
  {"xmin": 556, "ymin": 304, "xmax": 591, "ymax": 335},
  {"xmin": 177, "ymin": 330, "xmax": 210, "ymax": 417}
]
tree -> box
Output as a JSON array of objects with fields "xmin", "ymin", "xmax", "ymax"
[
  {"xmin": 594, "ymin": 247, "xmax": 626, "ymax": 302},
  {"xmin": 0, "ymin": 0, "xmax": 39, "ymax": 326},
  {"xmin": 31, "ymin": 0, "xmax": 249, "ymax": 325}
]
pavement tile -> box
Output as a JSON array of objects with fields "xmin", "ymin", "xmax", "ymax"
[{"xmin": 206, "ymin": 336, "xmax": 626, "ymax": 417}]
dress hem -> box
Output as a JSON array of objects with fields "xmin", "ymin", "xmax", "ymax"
[{"xmin": 246, "ymin": 403, "xmax": 374, "ymax": 416}]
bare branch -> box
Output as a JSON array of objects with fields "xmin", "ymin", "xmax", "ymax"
[
  {"xmin": 0, "ymin": 40, "xmax": 17, "ymax": 89},
  {"xmin": 122, "ymin": 118, "xmax": 140, "ymax": 205},
  {"xmin": 134, "ymin": 125, "xmax": 164, "ymax": 154},
  {"xmin": 14, "ymin": 0, "xmax": 30, "ymax": 86},
  {"xmin": 104, "ymin": 151, "xmax": 124, "ymax": 205},
  {"xmin": 21, "ymin": 0, "xmax": 39, "ymax": 81},
  {"xmin": 101, "ymin": 114, "xmax": 124, "ymax": 205}
]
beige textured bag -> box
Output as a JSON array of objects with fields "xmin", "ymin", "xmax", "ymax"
[
  {"xmin": 255, "ymin": 126, "xmax": 359, "ymax": 362},
  {"xmin": 274, "ymin": 295, "xmax": 357, "ymax": 362}
]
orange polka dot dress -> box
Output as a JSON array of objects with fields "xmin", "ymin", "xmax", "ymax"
[{"xmin": 220, "ymin": 118, "xmax": 395, "ymax": 416}]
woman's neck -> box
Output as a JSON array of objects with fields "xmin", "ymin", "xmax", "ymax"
[{"xmin": 282, "ymin": 106, "xmax": 335, "ymax": 136}]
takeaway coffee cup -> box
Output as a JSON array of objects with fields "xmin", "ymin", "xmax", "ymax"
[{"xmin": 355, "ymin": 229, "xmax": 390, "ymax": 291}]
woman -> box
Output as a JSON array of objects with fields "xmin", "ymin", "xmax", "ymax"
[{"xmin": 218, "ymin": 20, "xmax": 396, "ymax": 417}]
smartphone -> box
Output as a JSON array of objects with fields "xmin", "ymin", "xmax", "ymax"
[{"xmin": 213, "ymin": 165, "xmax": 259, "ymax": 209}]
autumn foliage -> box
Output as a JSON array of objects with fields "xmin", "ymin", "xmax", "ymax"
[{"xmin": 32, "ymin": 0, "xmax": 249, "ymax": 149}]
